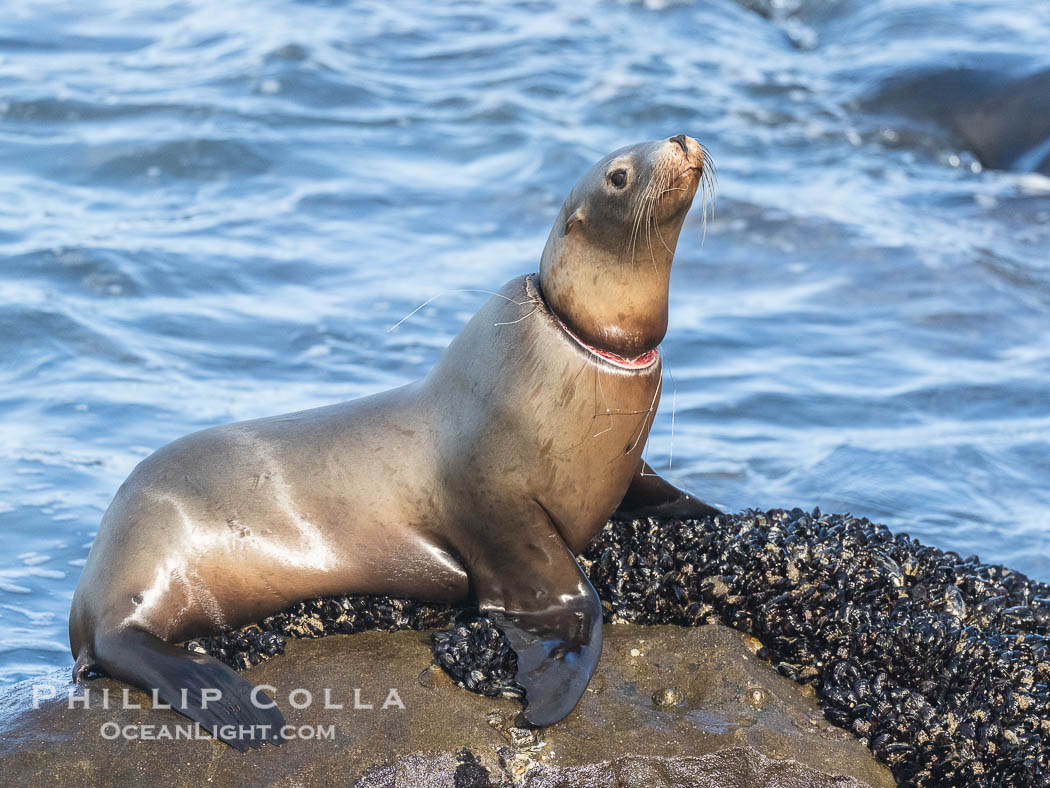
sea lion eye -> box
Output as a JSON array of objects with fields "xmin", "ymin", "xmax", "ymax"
[{"xmin": 608, "ymin": 169, "xmax": 628, "ymax": 188}]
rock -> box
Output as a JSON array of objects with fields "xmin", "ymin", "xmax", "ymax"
[
  {"xmin": 177, "ymin": 510, "xmax": 1050, "ymax": 785},
  {"xmin": 0, "ymin": 624, "xmax": 893, "ymax": 787}
]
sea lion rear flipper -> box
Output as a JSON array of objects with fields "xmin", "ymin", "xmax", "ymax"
[
  {"xmin": 615, "ymin": 461, "xmax": 722, "ymax": 520},
  {"xmin": 476, "ymin": 512, "xmax": 602, "ymax": 727},
  {"xmin": 91, "ymin": 627, "xmax": 285, "ymax": 751}
]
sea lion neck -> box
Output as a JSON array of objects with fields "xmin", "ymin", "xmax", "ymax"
[
  {"xmin": 537, "ymin": 136, "xmax": 707, "ymax": 359},
  {"xmin": 529, "ymin": 275, "xmax": 660, "ymax": 370}
]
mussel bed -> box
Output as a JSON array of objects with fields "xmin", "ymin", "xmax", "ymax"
[{"xmin": 185, "ymin": 509, "xmax": 1050, "ymax": 787}]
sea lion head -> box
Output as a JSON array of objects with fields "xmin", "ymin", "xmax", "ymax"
[{"xmin": 538, "ymin": 135, "xmax": 711, "ymax": 360}]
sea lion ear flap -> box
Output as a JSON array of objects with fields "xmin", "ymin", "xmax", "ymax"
[{"xmin": 564, "ymin": 208, "xmax": 584, "ymax": 236}]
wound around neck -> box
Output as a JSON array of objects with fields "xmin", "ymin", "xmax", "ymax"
[{"xmin": 553, "ymin": 313, "xmax": 660, "ymax": 370}]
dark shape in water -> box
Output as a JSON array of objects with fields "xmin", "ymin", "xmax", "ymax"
[{"xmin": 865, "ymin": 65, "xmax": 1050, "ymax": 174}]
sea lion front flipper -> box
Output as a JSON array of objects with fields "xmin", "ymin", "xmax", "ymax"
[
  {"xmin": 615, "ymin": 461, "xmax": 722, "ymax": 520},
  {"xmin": 487, "ymin": 593, "xmax": 602, "ymax": 726},
  {"xmin": 475, "ymin": 510, "xmax": 602, "ymax": 727}
]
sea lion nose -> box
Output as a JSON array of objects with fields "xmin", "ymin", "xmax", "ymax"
[{"xmin": 669, "ymin": 134, "xmax": 689, "ymax": 153}]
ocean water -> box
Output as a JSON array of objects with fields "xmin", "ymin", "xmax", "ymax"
[{"xmin": 1, "ymin": 0, "xmax": 1048, "ymax": 684}]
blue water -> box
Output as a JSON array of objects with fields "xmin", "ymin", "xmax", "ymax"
[{"xmin": 1, "ymin": 0, "xmax": 1049, "ymax": 685}]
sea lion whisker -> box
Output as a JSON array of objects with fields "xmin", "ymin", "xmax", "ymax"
[
  {"xmin": 630, "ymin": 191, "xmax": 647, "ymax": 264},
  {"xmin": 494, "ymin": 307, "xmax": 539, "ymax": 327},
  {"xmin": 595, "ymin": 365, "xmax": 612, "ymax": 414},
  {"xmin": 634, "ymin": 192, "xmax": 651, "ymax": 266},
  {"xmin": 648, "ymin": 162, "xmax": 677, "ymax": 264},
  {"xmin": 591, "ymin": 367, "xmax": 615, "ymax": 440},
  {"xmin": 627, "ymin": 174, "xmax": 651, "ymax": 265},
  {"xmin": 655, "ymin": 224, "xmax": 673, "ymax": 257},
  {"xmin": 662, "ymin": 348, "xmax": 678, "ymax": 468},
  {"xmin": 697, "ymin": 146, "xmax": 717, "ymax": 245},
  {"xmin": 623, "ymin": 194, "xmax": 640, "ymax": 267},
  {"xmin": 643, "ymin": 173, "xmax": 661, "ymax": 271},
  {"xmin": 644, "ymin": 196, "xmax": 656, "ymax": 270},
  {"xmin": 633, "ymin": 162, "xmax": 664, "ymax": 267},
  {"xmin": 620, "ymin": 374, "xmax": 662, "ymax": 460},
  {"xmin": 592, "ymin": 365, "xmax": 598, "ymax": 421},
  {"xmin": 388, "ymin": 288, "xmax": 533, "ymax": 333},
  {"xmin": 567, "ymin": 355, "xmax": 590, "ymax": 390},
  {"xmin": 652, "ymin": 178, "xmax": 676, "ymax": 255},
  {"xmin": 590, "ymin": 407, "xmax": 661, "ymax": 417},
  {"xmin": 650, "ymin": 187, "xmax": 668, "ymax": 263},
  {"xmin": 621, "ymin": 179, "xmax": 644, "ymax": 263}
]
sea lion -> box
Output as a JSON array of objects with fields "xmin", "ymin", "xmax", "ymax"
[
  {"xmin": 68, "ymin": 134, "xmax": 720, "ymax": 750},
  {"xmin": 863, "ymin": 65, "xmax": 1050, "ymax": 174}
]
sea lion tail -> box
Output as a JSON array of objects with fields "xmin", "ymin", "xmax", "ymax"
[{"xmin": 92, "ymin": 627, "xmax": 286, "ymax": 751}]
